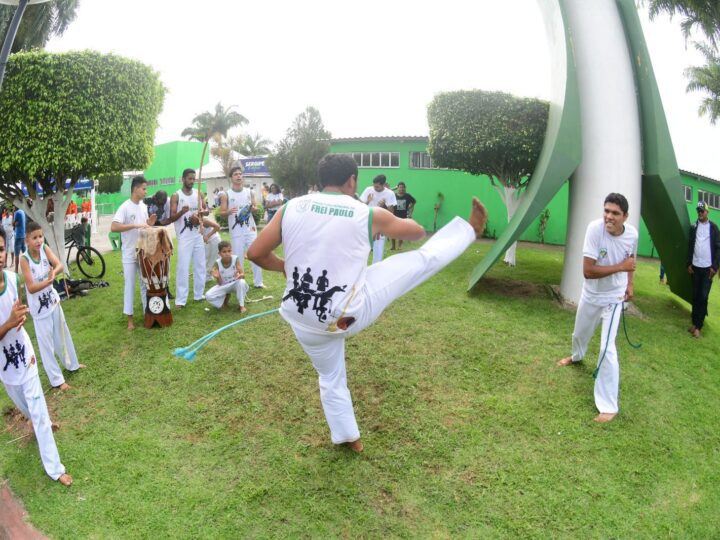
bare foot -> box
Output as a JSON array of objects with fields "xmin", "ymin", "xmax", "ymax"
[
  {"xmin": 593, "ymin": 413, "xmax": 617, "ymax": 423},
  {"xmin": 127, "ymin": 317, "xmax": 135, "ymax": 331},
  {"xmin": 51, "ymin": 423, "xmax": 60, "ymax": 433},
  {"xmin": 347, "ymin": 439, "xmax": 363, "ymax": 453},
  {"xmin": 469, "ymin": 197, "xmax": 488, "ymax": 238},
  {"xmin": 175, "ymin": 305, "xmax": 185, "ymax": 310},
  {"xmin": 691, "ymin": 328, "xmax": 701, "ymax": 338},
  {"xmin": 239, "ymin": 306, "xmax": 248, "ymax": 314},
  {"xmin": 57, "ymin": 473, "xmax": 73, "ymax": 486},
  {"xmin": 55, "ymin": 383, "xmax": 70, "ymax": 391},
  {"xmin": 222, "ymin": 295, "xmax": 230, "ymax": 308},
  {"xmin": 556, "ymin": 356, "xmax": 574, "ymax": 367},
  {"xmin": 688, "ymin": 325, "xmax": 697, "ymax": 334},
  {"xmin": 76, "ymin": 364, "xmax": 86, "ymax": 370}
]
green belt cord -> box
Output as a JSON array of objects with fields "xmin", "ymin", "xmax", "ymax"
[{"xmin": 592, "ymin": 301, "xmax": 641, "ymax": 379}]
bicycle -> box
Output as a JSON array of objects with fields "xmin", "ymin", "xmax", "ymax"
[{"xmin": 64, "ymin": 224, "xmax": 106, "ymax": 279}]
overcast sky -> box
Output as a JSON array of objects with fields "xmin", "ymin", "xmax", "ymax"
[{"xmin": 46, "ymin": 0, "xmax": 720, "ymax": 179}]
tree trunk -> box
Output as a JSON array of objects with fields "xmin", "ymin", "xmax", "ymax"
[
  {"xmin": 14, "ymin": 188, "xmax": 74, "ymax": 276},
  {"xmin": 197, "ymin": 140, "xmax": 209, "ymax": 209},
  {"xmin": 496, "ymin": 184, "xmax": 522, "ymax": 267}
]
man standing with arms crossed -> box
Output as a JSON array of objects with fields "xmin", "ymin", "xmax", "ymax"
[
  {"xmin": 219, "ymin": 166, "xmax": 264, "ymax": 288},
  {"xmin": 687, "ymin": 201, "xmax": 720, "ymax": 338},
  {"xmin": 557, "ymin": 193, "xmax": 638, "ymax": 423},
  {"xmin": 391, "ymin": 182, "xmax": 416, "ymax": 251},
  {"xmin": 248, "ymin": 154, "xmax": 487, "ymax": 452}
]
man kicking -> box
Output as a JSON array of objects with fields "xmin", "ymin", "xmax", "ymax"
[
  {"xmin": 248, "ymin": 154, "xmax": 487, "ymax": 452},
  {"xmin": 557, "ymin": 193, "xmax": 638, "ymax": 423}
]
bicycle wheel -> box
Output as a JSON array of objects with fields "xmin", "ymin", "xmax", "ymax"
[{"xmin": 76, "ymin": 246, "xmax": 106, "ymax": 279}]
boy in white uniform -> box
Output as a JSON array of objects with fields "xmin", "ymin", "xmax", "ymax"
[
  {"xmin": 248, "ymin": 154, "xmax": 487, "ymax": 452},
  {"xmin": 202, "ymin": 217, "xmax": 222, "ymax": 282},
  {"xmin": 166, "ymin": 168, "xmax": 207, "ymax": 307},
  {"xmin": 219, "ymin": 166, "xmax": 264, "ymax": 288},
  {"xmin": 557, "ymin": 193, "xmax": 638, "ymax": 423},
  {"xmin": 360, "ymin": 174, "xmax": 397, "ymax": 264},
  {"xmin": 111, "ymin": 176, "xmax": 157, "ymax": 330},
  {"xmin": 0, "ymin": 229, "xmax": 72, "ymax": 485},
  {"xmin": 206, "ymin": 240, "xmax": 249, "ymax": 312},
  {"xmin": 20, "ymin": 221, "xmax": 84, "ymax": 390}
]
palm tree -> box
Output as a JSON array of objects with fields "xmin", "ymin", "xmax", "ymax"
[
  {"xmin": 181, "ymin": 102, "xmax": 247, "ymax": 202},
  {"xmin": 685, "ymin": 42, "xmax": 720, "ymax": 123},
  {"xmin": 0, "ymin": 0, "xmax": 79, "ymax": 52},
  {"xmin": 235, "ymin": 133, "xmax": 273, "ymax": 156}
]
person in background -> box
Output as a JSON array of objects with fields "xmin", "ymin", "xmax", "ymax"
[
  {"xmin": 687, "ymin": 201, "xmax": 720, "ymax": 338},
  {"xmin": 265, "ymin": 184, "xmax": 284, "ymax": 223},
  {"xmin": 391, "ymin": 182, "xmax": 417, "ymax": 251}
]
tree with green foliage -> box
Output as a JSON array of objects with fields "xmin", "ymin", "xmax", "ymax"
[
  {"xmin": 685, "ymin": 42, "xmax": 720, "ymax": 123},
  {"xmin": 0, "ymin": 50, "xmax": 165, "ymax": 266},
  {"xmin": 427, "ymin": 90, "xmax": 548, "ymax": 266},
  {"xmin": 0, "ymin": 0, "xmax": 79, "ymax": 52},
  {"xmin": 235, "ymin": 132, "xmax": 273, "ymax": 157},
  {"xmin": 182, "ymin": 102, "xmax": 247, "ymax": 198},
  {"xmin": 646, "ymin": 1, "xmax": 720, "ymax": 123},
  {"xmin": 267, "ymin": 107, "xmax": 330, "ymax": 198},
  {"xmin": 211, "ymin": 132, "xmax": 272, "ymax": 178},
  {"xmin": 97, "ymin": 174, "xmax": 124, "ymax": 194}
]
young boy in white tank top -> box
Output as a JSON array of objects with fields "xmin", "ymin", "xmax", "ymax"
[
  {"xmin": 0, "ymin": 228, "xmax": 72, "ymax": 485},
  {"xmin": 19, "ymin": 221, "xmax": 85, "ymax": 390},
  {"xmin": 206, "ymin": 240, "xmax": 249, "ymax": 312}
]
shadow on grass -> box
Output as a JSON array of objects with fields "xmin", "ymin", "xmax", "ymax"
[{"xmin": 468, "ymin": 277, "xmax": 554, "ymax": 300}]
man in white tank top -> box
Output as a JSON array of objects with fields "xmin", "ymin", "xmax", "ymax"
[
  {"xmin": 249, "ymin": 154, "xmax": 487, "ymax": 452},
  {"xmin": 218, "ymin": 166, "xmax": 264, "ymax": 288},
  {"xmin": 360, "ymin": 174, "xmax": 396, "ymax": 265},
  {"xmin": 557, "ymin": 193, "xmax": 639, "ymax": 423},
  {"xmin": 165, "ymin": 168, "xmax": 208, "ymax": 307}
]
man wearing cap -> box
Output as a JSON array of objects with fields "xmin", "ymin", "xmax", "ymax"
[{"xmin": 687, "ymin": 201, "xmax": 720, "ymax": 338}]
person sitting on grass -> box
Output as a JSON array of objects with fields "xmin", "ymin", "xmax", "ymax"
[
  {"xmin": 206, "ymin": 240, "xmax": 249, "ymax": 313},
  {"xmin": 19, "ymin": 221, "xmax": 85, "ymax": 391},
  {"xmin": 0, "ymin": 228, "xmax": 72, "ymax": 486}
]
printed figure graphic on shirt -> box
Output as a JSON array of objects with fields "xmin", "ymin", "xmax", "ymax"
[
  {"xmin": 3, "ymin": 341, "xmax": 27, "ymax": 371},
  {"xmin": 282, "ymin": 267, "xmax": 347, "ymax": 321},
  {"xmin": 180, "ymin": 214, "xmax": 199, "ymax": 235},
  {"xmin": 37, "ymin": 290, "xmax": 54, "ymax": 314},
  {"xmin": 232, "ymin": 205, "xmax": 252, "ymax": 230}
]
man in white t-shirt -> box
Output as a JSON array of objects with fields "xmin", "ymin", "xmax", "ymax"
[
  {"xmin": 687, "ymin": 201, "xmax": 720, "ymax": 338},
  {"xmin": 557, "ymin": 193, "xmax": 638, "ymax": 423},
  {"xmin": 360, "ymin": 175, "xmax": 397, "ymax": 264},
  {"xmin": 111, "ymin": 176, "xmax": 157, "ymax": 330},
  {"xmin": 248, "ymin": 154, "xmax": 487, "ymax": 452}
]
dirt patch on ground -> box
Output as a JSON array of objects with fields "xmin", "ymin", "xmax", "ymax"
[
  {"xmin": 471, "ymin": 277, "xmax": 551, "ymax": 299},
  {"xmin": 0, "ymin": 482, "xmax": 47, "ymax": 540}
]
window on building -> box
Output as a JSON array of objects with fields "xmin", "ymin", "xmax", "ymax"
[
  {"xmin": 683, "ymin": 185, "xmax": 692, "ymax": 202},
  {"xmin": 699, "ymin": 190, "xmax": 720, "ymax": 209},
  {"xmin": 342, "ymin": 152, "xmax": 400, "ymax": 168},
  {"xmin": 410, "ymin": 151, "xmax": 439, "ymax": 169}
]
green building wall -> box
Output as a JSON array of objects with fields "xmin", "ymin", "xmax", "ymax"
[
  {"xmin": 95, "ymin": 141, "xmax": 209, "ymax": 214},
  {"xmin": 329, "ymin": 138, "xmax": 720, "ymax": 258}
]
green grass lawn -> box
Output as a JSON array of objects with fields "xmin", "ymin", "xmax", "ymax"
[{"xmin": 1, "ymin": 238, "xmax": 718, "ymax": 538}]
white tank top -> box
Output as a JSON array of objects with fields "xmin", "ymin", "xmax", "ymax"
[
  {"xmin": 216, "ymin": 255, "xmax": 238, "ymax": 284},
  {"xmin": 226, "ymin": 188, "xmax": 256, "ymax": 237},
  {"xmin": 23, "ymin": 247, "xmax": 60, "ymax": 320},
  {"xmin": 0, "ymin": 271, "xmax": 38, "ymax": 386},
  {"xmin": 280, "ymin": 192, "xmax": 371, "ymax": 334},
  {"xmin": 173, "ymin": 189, "xmax": 202, "ymax": 243}
]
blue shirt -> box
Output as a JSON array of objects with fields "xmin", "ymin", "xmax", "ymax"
[{"xmin": 13, "ymin": 210, "xmax": 25, "ymax": 239}]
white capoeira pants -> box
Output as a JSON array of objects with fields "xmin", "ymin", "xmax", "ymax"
[
  {"xmin": 4, "ymin": 374, "xmax": 66, "ymax": 480},
  {"xmin": 570, "ymin": 297, "xmax": 623, "ymax": 414},
  {"xmin": 231, "ymin": 231, "xmax": 263, "ymax": 287},
  {"xmin": 371, "ymin": 235, "xmax": 386, "ymax": 265},
  {"xmin": 205, "ymin": 235, "xmax": 221, "ymax": 282},
  {"xmin": 292, "ymin": 217, "xmax": 476, "ymax": 444},
  {"xmin": 206, "ymin": 279, "xmax": 249, "ymax": 308},
  {"xmin": 176, "ymin": 236, "xmax": 207, "ymax": 306},
  {"xmin": 32, "ymin": 306, "xmax": 80, "ymax": 388},
  {"xmin": 123, "ymin": 261, "xmax": 147, "ymax": 316}
]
